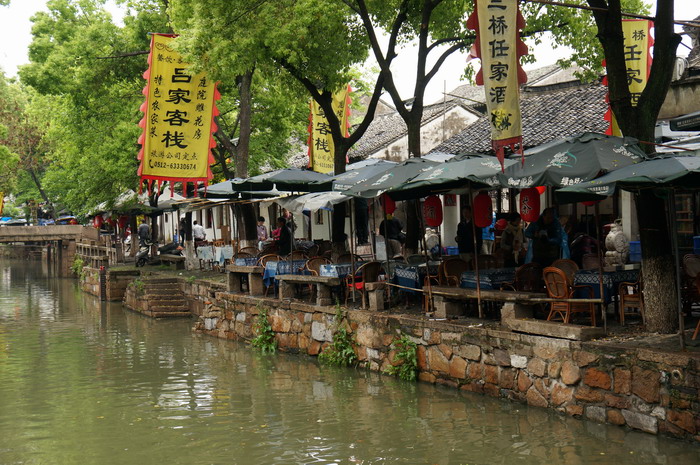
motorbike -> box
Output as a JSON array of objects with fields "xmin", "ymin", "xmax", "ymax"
[{"xmin": 135, "ymin": 240, "xmax": 183, "ymax": 267}]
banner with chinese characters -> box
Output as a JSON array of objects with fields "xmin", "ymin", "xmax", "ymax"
[
  {"xmin": 604, "ymin": 20, "xmax": 653, "ymax": 136},
  {"xmin": 307, "ymin": 86, "xmax": 351, "ymax": 174},
  {"xmin": 137, "ymin": 33, "xmax": 220, "ymax": 195},
  {"xmin": 467, "ymin": 0, "xmax": 528, "ymax": 170}
]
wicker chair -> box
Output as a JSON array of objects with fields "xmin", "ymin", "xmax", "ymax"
[
  {"xmin": 619, "ymin": 278, "xmax": 644, "ymax": 325},
  {"xmin": 257, "ymin": 254, "xmax": 282, "ymax": 296},
  {"xmin": 344, "ymin": 261, "xmax": 383, "ymax": 306},
  {"xmin": 304, "ymin": 257, "xmax": 333, "ymax": 302},
  {"xmin": 287, "ymin": 250, "xmax": 308, "ymax": 261},
  {"xmin": 441, "ymin": 257, "xmax": 469, "ymax": 287},
  {"xmin": 552, "ymin": 258, "xmax": 580, "ymax": 284},
  {"xmin": 406, "ymin": 254, "xmax": 428, "ymax": 265},
  {"xmin": 543, "ymin": 267, "xmax": 596, "ymax": 326},
  {"xmin": 238, "ymin": 246, "xmax": 259, "ymax": 257},
  {"xmin": 337, "ymin": 253, "xmax": 365, "ymax": 264},
  {"xmin": 501, "ymin": 263, "xmax": 543, "ymax": 293}
]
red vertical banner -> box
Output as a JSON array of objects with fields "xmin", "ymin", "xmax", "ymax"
[
  {"xmin": 467, "ymin": 0, "xmax": 528, "ymax": 170},
  {"xmin": 137, "ymin": 33, "xmax": 221, "ymax": 196},
  {"xmin": 604, "ymin": 20, "xmax": 653, "ymax": 136}
]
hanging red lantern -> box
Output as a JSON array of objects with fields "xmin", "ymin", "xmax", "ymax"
[
  {"xmin": 118, "ymin": 215, "xmax": 129, "ymax": 229},
  {"xmin": 473, "ymin": 192, "xmax": 492, "ymax": 228},
  {"xmin": 106, "ymin": 217, "xmax": 116, "ymax": 226},
  {"xmin": 380, "ymin": 193, "xmax": 396, "ymax": 215},
  {"xmin": 93, "ymin": 215, "xmax": 103, "ymax": 229},
  {"xmin": 519, "ymin": 188, "xmax": 541, "ymax": 223},
  {"xmin": 582, "ymin": 200, "xmax": 599, "ymax": 207},
  {"xmin": 535, "ymin": 186, "xmax": 546, "ymax": 195},
  {"xmin": 422, "ymin": 196, "xmax": 443, "ymax": 227}
]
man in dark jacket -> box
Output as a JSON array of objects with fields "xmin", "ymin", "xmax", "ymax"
[
  {"xmin": 456, "ymin": 206, "xmax": 482, "ymax": 264},
  {"xmin": 276, "ymin": 217, "xmax": 292, "ymax": 256}
]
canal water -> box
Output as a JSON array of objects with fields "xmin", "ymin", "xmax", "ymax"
[{"xmin": 0, "ymin": 260, "xmax": 698, "ymax": 465}]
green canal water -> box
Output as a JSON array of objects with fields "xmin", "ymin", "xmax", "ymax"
[{"xmin": 0, "ymin": 260, "xmax": 699, "ymax": 465}]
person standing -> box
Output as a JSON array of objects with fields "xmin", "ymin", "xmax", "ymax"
[
  {"xmin": 178, "ymin": 217, "xmax": 187, "ymax": 245},
  {"xmin": 275, "ymin": 217, "xmax": 292, "ymax": 256},
  {"xmin": 481, "ymin": 212, "xmax": 496, "ymax": 255},
  {"xmin": 456, "ymin": 206, "xmax": 482, "ymax": 265},
  {"xmin": 137, "ymin": 218, "xmax": 150, "ymax": 247},
  {"xmin": 379, "ymin": 214, "xmax": 404, "ymax": 258},
  {"xmin": 193, "ymin": 220, "xmax": 206, "ymax": 242},
  {"xmin": 524, "ymin": 207, "xmax": 570, "ymax": 268},
  {"xmin": 500, "ymin": 212, "xmax": 524, "ymax": 268},
  {"xmin": 257, "ymin": 216, "xmax": 268, "ymax": 250}
]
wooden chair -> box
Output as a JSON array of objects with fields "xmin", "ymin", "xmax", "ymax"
[
  {"xmin": 304, "ymin": 257, "xmax": 333, "ymax": 302},
  {"xmin": 235, "ymin": 252, "xmax": 254, "ymax": 259},
  {"xmin": 619, "ymin": 278, "xmax": 644, "ymax": 325},
  {"xmin": 345, "ymin": 261, "xmax": 383, "ymax": 306},
  {"xmin": 212, "ymin": 240, "xmax": 225, "ymax": 247},
  {"xmin": 423, "ymin": 261, "xmax": 444, "ymax": 313},
  {"xmin": 441, "ymin": 257, "xmax": 469, "ymax": 287},
  {"xmin": 543, "ymin": 266, "xmax": 596, "ymax": 326},
  {"xmin": 552, "ymin": 258, "xmax": 580, "ymax": 284},
  {"xmin": 501, "ymin": 263, "xmax": 543, "ymax": 293}
]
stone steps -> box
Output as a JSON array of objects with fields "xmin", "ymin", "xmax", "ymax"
[{"xmin": 127, "ymin": 277, "xmax": 190, "ymax": 318}]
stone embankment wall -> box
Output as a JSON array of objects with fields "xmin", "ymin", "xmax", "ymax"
[
  {"xmin": 79, "ymin": 267, "xmax": 140, "ymax": 301},
  {"xmin": 85, "ymin": 272, "xmax": 700, "ymax": 442},
  {"xmin": 194, "ymin": 287, "xmax": 700, "ymax": 443}
]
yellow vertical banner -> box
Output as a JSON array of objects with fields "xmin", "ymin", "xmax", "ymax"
[
  {"xmin": 467, "ymin": 0, "xmax": 528, "ymax": 169},
  {"xmin": 605, "ymin": 20, "xmax": 653, "ymax": 136},
  {"xmin": 308, "ymin": 86, "xmax": 351, "ymax": 174},
  {"xmin": 137, "ymin": 34, "xmax": 220, "ymax": 194}
]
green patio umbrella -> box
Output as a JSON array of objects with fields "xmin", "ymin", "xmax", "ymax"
[
  {"xmin": 384, "ymin": 155, "xmax": 517, "ymax": 200},
  {"xmin": 231, "ymin": 168, "xmax": 331, "ymax": 192},
  {"xmin": 312, "ymin": 159, "xmax": 398, "ymax": 192},
  {"xmin": 555, "ymin": 151, "xmax": 700, "ymax": 204},
  {"xmin": 343, "ymin": 158, "xmax": 440, "ymax": 198},
  {"xmin": 498, "ymin": 132, "xmax": 646, "ymax": 188}
]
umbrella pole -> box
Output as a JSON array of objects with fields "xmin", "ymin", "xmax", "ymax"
[
  {"xmin": 668, "ymin": 190, "xmax": 685, "ymax": 350},
  {"xmin": 594, "ymin": 202, "xmax": 606, "ymax": 332},
  {"xmin": 469, "ymin": 185, "xmax": 483, "ymax": 319},
  {"xmin": 349, "ymin": 199, "xmax": 357, "ymax": 306},
  {"xmin": 417, "ymin": 200, "xmax": 434, "ymax": 314},
  {"xmin": 371, "ymin": 200, "xmax": 377, "ymax": 260},
  {"xmin": 382, "ymin": 197, "xmax": 391, "ymax": 305}
]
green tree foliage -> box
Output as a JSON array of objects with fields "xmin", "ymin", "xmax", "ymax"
[{"xmin": 18, "ymin": 0, "xmax": 169, "ymax": 215}]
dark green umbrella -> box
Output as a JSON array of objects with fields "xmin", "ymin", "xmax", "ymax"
[
  {"xmin": 313, "ymin": 159, "xmax": 398, "ymax": 192},
  {"xmin": 343, "ymin": 158, "xmax": 440, "ymax": 198},
  {"xmin": 555, "ymin": 151, "xmax": 700, "ymax": 204},
  {"xmin": 385, "ymin": 155, "xmax": 517, "ymax": 200},
  {"xmin": 232, "ymin": 168, "xmax": 331, "ymax": 192},
  {"xmin": 498, "ymin": 132, "xmax": 646, "ymax": 188}
]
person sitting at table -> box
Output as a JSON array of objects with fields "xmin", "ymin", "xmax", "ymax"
[
  {"xmin": 275, "ymin": 217, "xmax": 292, "ymax": 256},
  {"xmin": 500, "ymin": 212, "xmax": 525, "ymax": 268},
  {"xmin": 379, "ymin": 214, "xmax": 404, "ymax": 258},
  {"xmin": 456, "ymin": 206, "xmax": 482, "ymax": 265},
  {"xmin": 257, "ymin": 216, "xmax": 268, "ymax": 251},
  {"xmin": 524, "ymin": 207, "xmax": 570, "ymax": 268}
]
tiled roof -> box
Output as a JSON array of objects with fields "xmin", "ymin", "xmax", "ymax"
[
  {"xmin": 346, "ymin": 100, "xmax": 472, "ymax": 161},
  {"xmin": 431, "ymin": 84, "xmax": 609, "ymax": 155}
]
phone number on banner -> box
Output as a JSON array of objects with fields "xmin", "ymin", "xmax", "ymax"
[{"xmin": 149, "ymin": 161, "xmax": 197, "ymax": 171}]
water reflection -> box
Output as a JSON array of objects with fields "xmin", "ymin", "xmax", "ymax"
[{"xmin": 0, "ymin": 259, "xmax": 698, "ymax": 465}]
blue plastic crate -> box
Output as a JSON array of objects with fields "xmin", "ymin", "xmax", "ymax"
[
  {"xmin": 693, "ymin": 236, "xmax": 700, "ymax": 255},
  {"xmin": 446, "ymin": 246, "xmax": 459, "ymax": 256},
  {"xmin": 629, "ymin": 241, "xmax": 641, "ymax": 263}
]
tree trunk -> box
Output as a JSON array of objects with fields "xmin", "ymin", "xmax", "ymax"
[
  {"xmin": 28, "ymin": 167, "xmax": 54, "ymax": 219},
  {"xmin": 235, "ymin": 70, "xmax": 253, "ymax": 179},
  {"xmin": 403, "ymin": 113, "xmax": 423, "ymax": 254},
  {"xmin": 635, "ymin": 191, "xmax": 678, "ymax": 333}
]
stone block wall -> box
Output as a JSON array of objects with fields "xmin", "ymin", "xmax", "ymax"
[
  {"xmin": 196, "ymin": 290, "xmax": 700, "ymax": 442},
  {"xmin": 106, "ymin": 269, "xmax": 141, "ymax": 301},
  {"xmin": 80, "ymin": 267, "xmax": 101, "ymax": 297}
]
